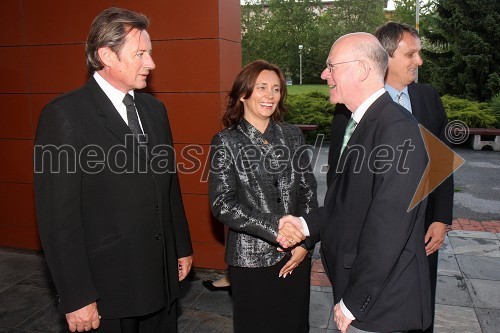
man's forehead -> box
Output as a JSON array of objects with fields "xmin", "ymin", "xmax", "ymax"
[{"xmin": 398, "ymin": 33, "xmax": 421, "ymax": 50}]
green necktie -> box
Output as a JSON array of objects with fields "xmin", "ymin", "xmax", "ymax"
[{"xmin": 339, "ymin": 118, "xmax": 357, "ymax": 159}]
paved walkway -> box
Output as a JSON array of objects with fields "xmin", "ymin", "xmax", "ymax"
[{"xmin": 1, "ymin": 229, "xmax": 499, "ymax": 333}]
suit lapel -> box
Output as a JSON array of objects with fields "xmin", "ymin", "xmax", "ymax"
[
  {"xmin": 85, "ymin": 78, "xmax": 148, "ymax": 162},
  {"xmin": 135, "ymin": 95, "xmax": 161, "ymax": 152},
  {"xmin": 330, "ymin": 93, "xmax": 392, "ymax": 185},
  {"xmin": 408, "ymin": 83, "xmax": 426, "ymax": 125}
]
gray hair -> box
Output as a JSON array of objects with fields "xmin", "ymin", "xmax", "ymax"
[{"xmin": 85, "ymin": 7, "xmax": 149, "ymax": 74}]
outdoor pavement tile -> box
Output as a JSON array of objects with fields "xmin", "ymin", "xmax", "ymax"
[
  {"xmin": 309, "ymin": 328, "xmax": 327, "ymax": 333},
  {"xmin": 0, "ymin": 283, "xmax": 10, "ymax": 294},
  {"xmin": 188, "ymin": 289, "xmax": 233, "ymax": 318},
  {"xmin": 475, "ymin": 308, "xmax": 500, "ymax": 333},
  {"xmin": 309, "ymin": 290, "xmax": 333, "ymax": 329},
  {"xmin": 464, "ymin": 278, "xmax": 500, "ymax": 309},
  {"xmin": 434, "ymin": 304, "xmax": 481, "ymax": 333},
  {"xmin": 435, "ymin": 275, "xmax": 473, "ymax": 307},
  {"xmin": 178, "ymin": 308, "xmax": 232, "ymax": 333},
  {"xmin": 14, "ymin": 301, "xmax": 66, "ymax": 332},
  {"xmin": 437, "ymin": 251, "xmax": 461, "ymax": 277},
  {"xmin": 178, "ymin": 280, "xmax": 210, "ymax": 310},
  {"xmin": 440, "ymin": 235, "xmax": 454, "ymax": 254},
  {"xmin": 448, "ymin": 230, "xmax": 498, "ymax": 239},
  {"xmin": 0, "ymin": 254, "xmax": 47, "ymax": 285},
  {"xmin": 456, "ymin": 255, "xmax": 500, "ymax": 280},
  {"xmin": 310, "ymin": 285, "xmax": 334, "ymax": 293},
  {"xmin": 0, "ymin": 285, "xmax": 53, "ymax": 328},
  {"xmin": 448, "ymin": 236, "xmax": 500, "ymax": 257},
  {"xmin": 16, "ymin": 271, "xmax": 55, "ymax": 292}
]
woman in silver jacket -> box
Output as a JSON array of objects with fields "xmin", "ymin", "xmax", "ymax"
[{"xmin": 209, "ymin": 60, "xmax": 318, "ymax": 333}]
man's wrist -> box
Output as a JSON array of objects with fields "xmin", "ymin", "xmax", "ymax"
[
  {"xmin": 340, "ymin": 299, "xmax": 356, "ymax": 320},
  {"xmin": 299, "ymin": 217, "xmax": 310, "ymax": 236}
]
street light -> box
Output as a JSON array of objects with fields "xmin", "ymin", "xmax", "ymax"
[{"xmin": 298, "ymin": 44, "xmax": 303, "ymax": 85}]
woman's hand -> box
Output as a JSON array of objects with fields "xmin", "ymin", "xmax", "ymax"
[{"xmin": 279, "ymin": 246, "xmax": 308, "ymax": 278}]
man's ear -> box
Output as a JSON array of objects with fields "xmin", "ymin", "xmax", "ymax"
[
  {"xmin": 358, "ymin": 60, "xmax": 371, "ymax": 82},
  {"xmin": 97, "ymin": 47, "xmax": 115, "ymax": 67}
]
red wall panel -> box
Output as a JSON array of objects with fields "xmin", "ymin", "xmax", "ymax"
[{"xmin": 0, "ymin": 0, "xmax": 241, "ymax": 270}]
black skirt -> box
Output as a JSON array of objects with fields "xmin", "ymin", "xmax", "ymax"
[{"xmin": 229, "ymin": 255, "xmax": 311, "ymax": 333}]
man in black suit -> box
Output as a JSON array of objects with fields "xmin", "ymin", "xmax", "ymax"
[
  {"xmin": 278, "ymin": 32, "xmax": 431, "ymax": 332},
  {"xmin": 376, "ymin": 22, "xmax": 453, "ymax": 333},
  {"xmin": 34, "ymin": 7, "xmax": 193, "ymax": 332},
  {"xmin": 328, "ymin": 23, "xmax": 453, "ymax": 333}
]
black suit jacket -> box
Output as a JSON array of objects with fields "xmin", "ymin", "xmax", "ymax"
[
  {"xmin": 34, "ymin": 78, "xmax": 193, "ymax": 318},
  {"xmin": 310, "ymin": 93, "xmax": 431, "ymax": 331},
  {"xmin": 329, "ymin": 83, "xmax": 454, "ymax": 228}
]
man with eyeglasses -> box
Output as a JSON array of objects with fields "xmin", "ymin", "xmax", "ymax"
[
  {"xmin": 328, "ymin": 23, "xmax": 453, "ymax": 333},
  {"xmin": 278, "ymin": 32, "xmax": 431, "ymax": 333}
]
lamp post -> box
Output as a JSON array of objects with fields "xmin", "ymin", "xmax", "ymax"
[
  {"xmin": 415, "ymin": 0, "xmax": 420, "ymax": 82},
  {"xmin": 298, "ymin": 44, "xmax": 303, "ymax": 85}
]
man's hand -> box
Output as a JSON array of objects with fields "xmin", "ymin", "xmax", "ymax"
[
  {"xmin": 425, "ymin": 222, "xmax": 447, "ymax": 256},
  {"xmin": 178, "ymin": 255, "xmax": 193, "ymax": 281},
  {"xmin": 65, "ymin": 302, "xmax": 100, "ymax": 332},
  {"xmin": 279, "ymin": 246, "xmax": 308, "ymax": 278},
  {"xmin": 334, "ymin": 303, "xmax": 353, "ymax": 333},
  {"xmin": 277, "ymin": 215, "xmax": 305, "ymax": 249}
]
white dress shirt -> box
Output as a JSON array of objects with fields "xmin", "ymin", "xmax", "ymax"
[{"xmin": 93, "ymin": 72, "xmax": 144, "ymax": 132}]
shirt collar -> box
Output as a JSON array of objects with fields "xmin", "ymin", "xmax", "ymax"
[
  {"xmin": 351, "ymin": 88, "xmax": 386, "ymax": 124},
  {"xmin": 384, "ymin": 83, "xmax": 409, "ymax": 101},
  {"xmin": 93, "ymin": 72, "xmax": 134, "ymax": 109}
]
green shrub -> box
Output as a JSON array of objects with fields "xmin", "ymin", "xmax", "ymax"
[
  {"xmin": 284, "ymin": 91, "xmax": 333, "ymax": 141},
  {"xmin": 490, "ymin": 93, "xmax": 500, "ymax": 128},
  {"xmin": 441, "ymin": 95, "xmax": 497, "ymax": 128}
]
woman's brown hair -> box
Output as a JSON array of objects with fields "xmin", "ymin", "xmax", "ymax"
[{"xmin": 222, "ymin": 60, "xmax": 288, "ymax": 128}]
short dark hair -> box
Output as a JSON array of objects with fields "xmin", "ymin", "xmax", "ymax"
[
  {"xmin": 85, "ymin": 7, "xmax": 149, "ymax": 74},
  {"xmin": 374, "ymin": 22, "xmax": 419, "ymax": 57},
  {"xmin": 222, "ymin": 60, "xmax": 288, "ymax": 129}
]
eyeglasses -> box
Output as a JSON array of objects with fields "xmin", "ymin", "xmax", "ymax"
[{"xmin": 326, "ymin": 59, "xmax": 363, "ymax": 73}]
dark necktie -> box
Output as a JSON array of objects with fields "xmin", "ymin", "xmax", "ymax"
[{"xmin": 122, "ymin": 93, "xmax": 143, "ymax": 137}]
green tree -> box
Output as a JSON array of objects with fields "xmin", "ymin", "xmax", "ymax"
[
  {"xmin": 241, "ymin": 0, "xmax": 386, "ymax": 84},
  {"xmin": 422, "ymin": 0, "xmax": 500, "ymax": 101}
]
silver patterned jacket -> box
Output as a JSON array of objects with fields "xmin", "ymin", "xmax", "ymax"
[{"xmin": 209, "ymin": 119, "xmax": 318, "ymax": 268}]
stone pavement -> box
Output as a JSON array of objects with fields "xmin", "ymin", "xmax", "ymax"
[{"xmin": 1, "ymin": 229, "xmax": 499, "ymax": 333}]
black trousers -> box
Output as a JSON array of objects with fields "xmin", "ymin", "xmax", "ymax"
[
  {"xmin": 229, "ymin": 256, "xmax": 311, "ymax": 333},
  {"xmin": 97, "ymin": 301, "xmax": 177, "ymax": 333},
  {"xmin": 409, "ymin": 250, "xmax": 438, "ymax": 333}
]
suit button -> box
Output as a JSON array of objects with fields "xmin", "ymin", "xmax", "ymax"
[
  {"xmin": 277, "ymin": 198, "xmax": 281, "ymax": 203},
  {"xmin": 155, "ymin": 203, "xmax": 159, "ymax": 211},
  {"xmin": 274, "ymin": 181, "xmax": 279, "ymax": 186},
  {"xmin": 155, "ymin": 234, "xmax": 162, "ymax": 240}
]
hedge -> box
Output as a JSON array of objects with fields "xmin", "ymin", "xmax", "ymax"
[{"xmin": 284, "ymin": 92, "xmax": 500, "ymax": 143}]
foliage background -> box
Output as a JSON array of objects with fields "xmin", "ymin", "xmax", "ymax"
[{"xmin": 241, "ymin": 0, "xmax": 499, "ymax": 104}]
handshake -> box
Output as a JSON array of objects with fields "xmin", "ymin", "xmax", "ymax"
[{"xmin": 276, "ymin": 215, "xmax": 308, "ymax": 249}]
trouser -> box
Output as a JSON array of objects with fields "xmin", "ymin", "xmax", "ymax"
[{"xmin": 97, "ymin": 301, "xmax": 177, "ymax": 333}]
